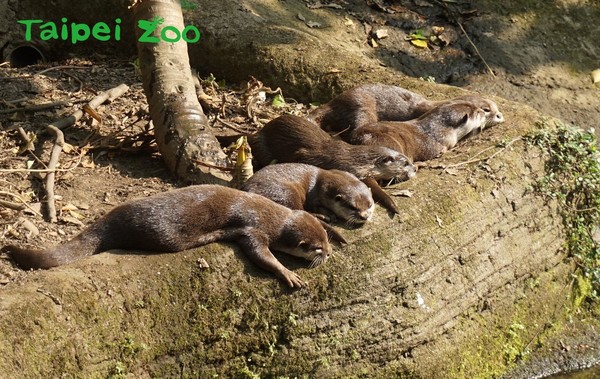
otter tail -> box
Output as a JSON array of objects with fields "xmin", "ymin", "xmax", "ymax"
[{"xmin": 2, "ymin": 234, "xmax": 102, "ymax": 270}]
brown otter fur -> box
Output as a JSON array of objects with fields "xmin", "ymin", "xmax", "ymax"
[
  {"xmin": 309, "ymin": 83, "xmax": 503, "ymax": 139},
  {"xmin": 242, "ymin": 163, "xmax": 374, "ymax": 225},
  {"xmin": 1, "ymin": 185, "xmax": 331, "ymax": 288},
  {"xmin": 249, "ymin": 114, "xmax": 416, "ymax": 182},
  {"xmin": 249, "ymin": 115, "xmax": 417, "ymax": 214},
  {"xmin": 350, "ymin": 102, "xmax": 486, "ymax": 161}
]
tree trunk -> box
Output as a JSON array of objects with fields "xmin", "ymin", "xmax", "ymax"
[{"xmin": 131, "ymin": 0, "xmax": 231, "ymax": 184}]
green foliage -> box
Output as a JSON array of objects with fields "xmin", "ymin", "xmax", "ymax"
[
  {"xmin": 272, "ymin": 94, "xmax": 286, "ymax": 108},
  {"xmin": 526, "ymin": 121, "xmax": 600, "ymax": 303},
  {"xmin": 502, "ymin": 322, "xmax": 529, "ymax": 364},
  {"xmin": 181, "ymin": 0, "xmax": 198, "ymax": 11},
  {"xmin": 107, "ymin": 361, "xmax": 127, "ymax": 379}
]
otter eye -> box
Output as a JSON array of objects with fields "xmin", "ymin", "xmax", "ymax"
[
  {"xmin": 461, "ymin": 114, "xmax": 469, "ymax": 124},
  {"xmin": 381, "ymin": 156, "xmax": 394, "ymax": 164},
  {"xmin": 298, "ymin": 241, "xmax": 307, "ymax": 249},
  {"xmin": 482, "ymin": 107, "xmax": 490, "ymax": 113},
  {"xmin": 335, "ymin": 194, "xmax": 343, "ymax": 201}
]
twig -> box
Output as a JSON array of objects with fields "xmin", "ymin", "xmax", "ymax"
[
  {"xmin": 17, "ymin": 127, "xmax": 35, "ymax": 152},
  {"xmin": 457, "ymin": 22, "xmax": 496, "ymax": 77},
  {"xmin": 0, "ymin": 199, "xmax": 25, "ymax": 211},
  {"xmin": 216, "ymin": 116, "xmax": 251, "ymax": 134},
  {"xmin": 431, "ymin": 137, "xmax": 522, "ymax": 170},
  {"xmin": 0, "ymin": 100, "xmax": 86, "ymax": 114},
  {"xmin": 0, "ymin": 191, "xmax": 43, "ymax": 217},
  {"xmin": 45, "ymin": 124, "xmax": 64, "ymax": 222},
  {"xmin": 41, "ymin": 83, "xmax": 130, "ymax": 222},
  {"xmin": 62, "ymin": 71, "xmax": 84, "ymax": 93},
  {"xmin": 35, "ymin": 65, "xmax": 93, "ymax": 76}
]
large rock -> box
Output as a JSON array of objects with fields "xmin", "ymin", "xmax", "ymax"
[{"xmin": 0, "ymin": 1, "xmax": 593, "ymax": 377}]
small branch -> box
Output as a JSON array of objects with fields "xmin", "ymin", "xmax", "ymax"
[
  {"xmin": 39, "ymin": 83, "xmax": 130, "ymax": 222},
  {"xmin": 0, "ymin": 199, "xmax": 25, "ymax": 211},
  {"xmin": 216, "ymin": 116, "xmax": 251, "ymax": 135},
  {"xmin": 0, "ymin": 191, "xmax": 43, "ymax": 217},
  {"xmin": 0, "ymin": 100, "xmax": 86, "ymax": 114},
  {"xmin": 457, "ymin": 22, "xmax": 496, "ymax": 78},
  {"xmin": 430, "ymin": 137, "xmax": 522, "ymax": 170},
  {"xmin": 35, "ymin": 65, "xmax": 93, "ymax": 76},
  {"xmin": 45, "ymin": 125, "xmax": 64, "ymax": 222}
]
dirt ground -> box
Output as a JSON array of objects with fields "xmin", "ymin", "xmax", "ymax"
[{"xmin": 0, "ymin": 0, "xmax": 598, "ymax": 376}]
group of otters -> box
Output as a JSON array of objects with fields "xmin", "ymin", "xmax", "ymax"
[{"xmin": 2, "ymin": 84, "xmax": 504, "ymax": 288}]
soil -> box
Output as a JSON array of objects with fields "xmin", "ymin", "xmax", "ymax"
[{"xmin": 0, "ymin": 0, "xmax": 598, "ymax": 377}]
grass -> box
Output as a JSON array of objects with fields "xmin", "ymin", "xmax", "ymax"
[{"xmin": 526, "ymin": 120, "xmax": 600, "ymax": 304}]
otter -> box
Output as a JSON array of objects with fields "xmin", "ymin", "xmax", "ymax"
[
  {"xmin": 242, "ymin": 163, "xmax": 374, "ymax": 225},
  {"xmin": 350, "ymin": 102, "xmax": 486, "ymax": 162},
  {"xmin": 249, "ymin": 114, "xmax": 416, "ymax": 182},
  {"xmin": 1, "ymin": 185, "xmax": 331, "ymax": 288},
  {"xmin": 249, "ymin": 115, "xmax": 417, "ymax": 214},
  {"xmin": 309, "ymin": 83, "xmax": 503, "ymax": 139}
]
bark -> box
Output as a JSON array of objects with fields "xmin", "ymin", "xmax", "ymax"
[{"xmin": 131, "ymin": 0, "xmax": 231, "ymax": 184}]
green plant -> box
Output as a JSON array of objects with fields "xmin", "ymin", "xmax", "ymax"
[{"xmin": 526, "ymin": 121, "xmax": 600, "ymax": 303}]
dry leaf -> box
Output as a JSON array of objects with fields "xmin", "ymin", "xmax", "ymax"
[
  {"xmin": 297, "ymin": 13, "xmax": 306, "ymax": 21},
  {"xmin": 444, "ymin": 168, "xmax": 460, "ymax": 176},
  {"xmin": 372, "ymin": 28, "xmax": 389, "ymax": 39},
  {"xmin": 197, "ymin": 258, "xmax": 210, "ymax": 269},
  {"xmin": 61, "ymin": 215, "xmax": 84, "ymax": 226},
  {"xmin": 435, "ymin": 215, "xmax": 443, "ymax": 227},
  {"xmin": 81, "ymin": 157, "xmax": 96, "ymax": 169},
  {"xmin": 306, "ymin": 20, "xmax": 322, "ymax": 28},
  {"xmin": 343, "ymin": 16, "xmax": 354, "ymax": 26},
  {"xmin": 61, "ymin": 203, "xmax": 79, "ymax": 211},
  {"xmin": 411, "ymin": 39, "xmax": 429, "ymax": 48},
  {"xmin": 69, "ymin": 210, "xmax": 85, "ymax": 220},
  {"xmin": 62, "ymin": 143, "xmax": 75, "ymax": 154}
]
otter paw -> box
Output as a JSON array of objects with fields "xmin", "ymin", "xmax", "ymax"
[{"xmin": 283, "ymin": 270, "xmax": 307, "ymax": 289}]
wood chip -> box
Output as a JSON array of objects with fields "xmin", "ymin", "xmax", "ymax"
[
  {"xmin": 592, "ymin": 69, "xmax": 600, "ymax": 84},
  {"xmin": 390, "ymin": 189, "xmax": 414, "ymax": 197}
]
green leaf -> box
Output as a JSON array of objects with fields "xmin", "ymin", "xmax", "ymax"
[{"xmin": 272, "ymin": 94, "xmax": 286, "ymax": 108}]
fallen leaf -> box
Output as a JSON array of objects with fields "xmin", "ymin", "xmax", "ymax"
[
  {"xmin": 61, "ymin": 215, "xmax": 84, "ymax": 226},
  {"xmin": 61, "ymin": 203, "xmax": 79, "ymax": 211},
  {"xmin": 272, "ymin": 94, "xmax": 285, "ymax": 108},
  {"xmin": 444, "ymin": 168, "xmax": 460, "ymax": 176},
  {"xmin": 435, "ymin": 215, "xmax": 443, "ymax": 227},
  {"xmin": 343, "ymin": 16, "xmax": 354, "ymax": 26},
  {"xmin": 69, "ymin": 210, "xmax": 85, "ymax": 220},
  {"xmin": 197, "ymin": 258, "xmax": 210, "ymax": 269},
  {"xmin": 411, "ymin": 39, "xmax": 429, "ymax": 48},
  {"xmin": 306, "ymin": 21, "xmax": 321, "ymax": 28},
  {"xmin": 297, "ymin": 13, "xmax": 306, "ymax": 21},
  {"xmin": 372, "ymin": 28, "xmax": 389, "ymax": 39}
]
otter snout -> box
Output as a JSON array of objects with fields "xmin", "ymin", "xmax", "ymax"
[{"xmin": 492, "ymin": 111, "xmax": 504, "ymax": 125}]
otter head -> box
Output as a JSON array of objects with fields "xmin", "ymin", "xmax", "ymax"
[
  {"xmin": 458, "ymin": 96, "xmax": 504, "ymax": 128},
  {"xmin": 276, "ymin": 211, "xmax": 332, "ymax": 268},
  {"xmin": 370, "ymin": 147, "xmax": 417, "ymax": 182},
  {"xmin": 324, "ymin": 171, "xmax": 375, "ymax": 225},
  {"xmin": 435, "ymin": 102, "xmax": 486, "ymax": 147}
]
